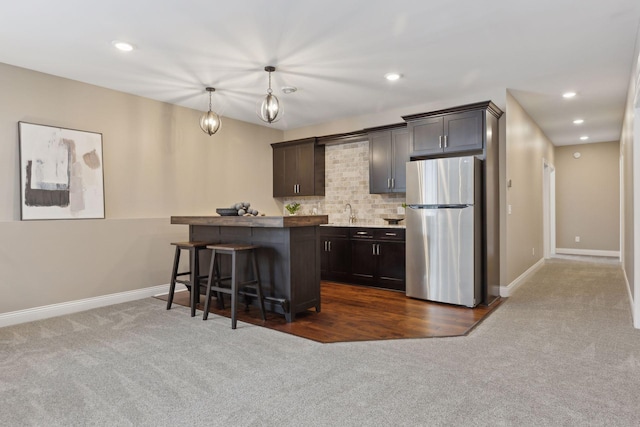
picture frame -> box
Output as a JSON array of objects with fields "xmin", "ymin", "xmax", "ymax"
[{"xmin": 19, "ymin": 122, "xmax": 105, "ymax": 220}]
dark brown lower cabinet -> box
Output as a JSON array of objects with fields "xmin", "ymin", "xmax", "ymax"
[
  {"xmin": 319, "ymin": 227, "xmax": 351, "ymax": 282},
  {"xmin": 321, "ymin": 226, "xmax": 405, "ymax": 292}
]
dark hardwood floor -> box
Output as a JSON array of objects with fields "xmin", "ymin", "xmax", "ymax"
[{"xmin": 157, "ymin": 282, "xmax": 502, "ymax": 343}]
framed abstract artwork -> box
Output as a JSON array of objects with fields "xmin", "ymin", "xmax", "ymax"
[{"xmin": 19, "ymin": 122, "xmax": 105, "ymax": 220}]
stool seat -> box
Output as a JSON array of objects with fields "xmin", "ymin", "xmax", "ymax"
[
  {"xmin": 207, "ymin": 243, "xmax": 259, "ymax": 251},
  {"xmin": 167, "ymin": 241, "xmax": 214, "ymax": 317},
  {"xmin": 203, "ymin": 243, "xmax": 266, "ymax": 329},
  {"xmin": 171, "ymin": 241, "xmax": 213, "ymax": 248}
]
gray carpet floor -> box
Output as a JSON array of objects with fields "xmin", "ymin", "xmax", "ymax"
[{"xmin": 1, "ymin": 258, "xmax": 640, "ymax": 426}]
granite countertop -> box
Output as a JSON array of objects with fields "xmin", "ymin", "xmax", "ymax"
[
  {"xmin": 321, "ymin": 222, "xmax": 405, "ymax": 229},
  {"xmin": 171, "ymin": 215, "xmax": 329, "ymax": 228}
]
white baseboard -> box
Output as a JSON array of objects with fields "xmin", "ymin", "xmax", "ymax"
[
  {"xmin": 0, "ymin": 284, "xmax": 176, "ymax": 328},
  {"xmin": 555, "ymin": 248, "xmax": 620, "ymax": 258},
  {"xmin": 500, "ymin": 258, "xmax": 544, "ymax": 297}
]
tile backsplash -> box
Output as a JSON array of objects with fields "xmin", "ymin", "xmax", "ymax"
[{"xmin": 283, "ymin": 140, "xmax": 405, "ymax": 225}]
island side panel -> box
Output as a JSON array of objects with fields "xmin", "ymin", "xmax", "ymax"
[{"xmin": 289, "ymin": 226, "xmax": 321, "ymax": 315}]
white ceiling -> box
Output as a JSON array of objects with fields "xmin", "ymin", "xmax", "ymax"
[{"xmin": 1, "ymin": 1, "xmax": 639, "ymax": 146}]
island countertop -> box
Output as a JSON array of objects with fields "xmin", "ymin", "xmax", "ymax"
[{"xmin": 171, "ymin": 215, "xmax": 328, "ymax": 228}]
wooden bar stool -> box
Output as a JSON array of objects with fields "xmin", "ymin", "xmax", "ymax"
[
  {"xmin": 167, "ymin": 241, "xmax": 212, "ymax": 317},
  {"xmin": 203, "ymin": 243, "xmax": 266, "ymax": 329}
]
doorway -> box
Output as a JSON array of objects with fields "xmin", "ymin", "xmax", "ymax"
[{"xmin": 543, "ymin": 160, "xmax": 556, "ymax": 259}]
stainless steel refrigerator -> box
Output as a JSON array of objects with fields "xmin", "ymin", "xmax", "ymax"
[{"xmin": 405, "ymin": 156, "xmax": 482, "ymax": 307}]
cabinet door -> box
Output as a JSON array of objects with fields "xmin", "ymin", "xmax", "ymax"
[
  {"xmin": 369, "ymin": 131, "xmax": 392, "ymax": 194},
  {"xmin": 391, "ymin": 129, "xmax": 409, "ymax": 192},
  {"xmin": 409, "ymin": 117, "xmax": 443, "ymax": 157},
  {"xmin": 272, "ymin": 146, "xmax": 288, "ymax": 197},
  {"xmin": 295, "ymin": 143, "xmax": 315, "ymax": 195},
  {"xmin": 320, "ymin": 238, "xmax": 330, "ymax": 278},
  {"xmin": 350, "ymin": 240, "xmax": 376, "ymax": 284},
  {"xmin": 327, "ymin": 238, "xmax": 351, "ymax": 280},
  {"xmin": 377, "ymin": 241, "xmax": 406, "ymax": 291},
  {"xmin": 283, "ymin": 145, "xmax": 299, "ymax": 196},
  {"xmin": 444, "ymin": 110, "xmax": 483, "ymax": 154}
]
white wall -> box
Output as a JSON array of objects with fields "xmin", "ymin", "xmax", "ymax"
[{"xmin": 619, "ymin": 25, "xmax": 640, "ymax": 328}]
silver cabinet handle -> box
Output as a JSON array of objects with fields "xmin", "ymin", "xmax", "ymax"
[
  {"xmin": 391, "ymin": 178, "xmax": 395, "ymax": 188},
  {"xmin": 444, "ymin": 135, "xmax": 447, "ymax": 148},
  {"xmin": 372, "ymin": 244, "xmax": 376, "ymax": 255},
  {"xmin": 356, "ymin": 231, "xmax": 368, "ymax": 235},
  {"xmin": 324, "ymin": 241, "xmax": 327, "ymax": 251},
  {"xmin": 328, "ymin": 241, "xmax": 331, "ymax": 252},
  {"xmin": 385, "ymin": 233, "xmax": 397, "ymax": 236},
  {"xmin": 439, "ymin": 135, "xmax": 442, "ymax": 149}
]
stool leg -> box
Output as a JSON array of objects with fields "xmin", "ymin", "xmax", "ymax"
[
  {"xmin": 231, "ymin": 251, "xmax": 238, "ymax": 329},
  {"xmin": 190, "ymin": 248, "xmax": 198, "ymax": 317},
  {"xmin": 214, "ymin": 258, "xmax": 225, "ymax": 310},
  {"xmin": 167, "ymin": 246, "xmax": 181, "ymax": 310},
  {"xmin": 251, "ymin": 250, "xmax": 267, "ymax": 321},
  {"xmin": 203, "ymin": 250, "xmax": 216, "ymax": 321}
]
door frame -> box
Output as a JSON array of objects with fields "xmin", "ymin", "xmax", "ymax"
[{"xmin": 543, "ymin": 159, "xmax": 556, "ymax": 259}]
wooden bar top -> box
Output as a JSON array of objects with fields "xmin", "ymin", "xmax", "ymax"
[{"xmin": 171, "ymin": 215, "xmax": 329, "ymax": 228}]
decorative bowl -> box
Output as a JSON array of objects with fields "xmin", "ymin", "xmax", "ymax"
[
  {"xmin": 382, "ymin": 217, "xmax": 404, "ymax": 225},
  {"xmin": 216, "ymin": 208, "xmax": 238, "ymax": 216}
]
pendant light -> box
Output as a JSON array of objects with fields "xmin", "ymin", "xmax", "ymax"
[
  {"xmin": 258, "ymin": 66, "xmax": 281, "ymax": 123},
  {"xmin": 199, "ymin": 87, "xmax": 221, "ymax": 135}
]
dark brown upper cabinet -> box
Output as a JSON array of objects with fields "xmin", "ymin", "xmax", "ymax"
[
  {"xmin": 367, "ymin": 124, "xmax": 409, "ymax": 194},
  {"xmin": 272, "ymin": 137, "xmax": 325, "ymax": 197},
  {"xmin": 403, "ymin": 102, "xmax": 502, "ymax": 158}
]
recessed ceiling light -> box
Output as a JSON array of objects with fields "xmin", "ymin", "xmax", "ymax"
[
  {"xmin": 580, "ymin": 136, "xmax": 589, "ymax": 141},
  {"xmin": 112, "ymin": 40, "xmax": 134, "ymax": 52},
  {"xmin": 282, "ymin": 86, "xmax": 297, "ymax": 94},
  {"xmin": 562, "ymin": 91, "xmax": 577, "ymax": 99},
  {"xmin": 573, "ymin": 119, "xmax": 584, "ymax": 124},
  {"xmin": 384, "ymin": 72, "xmax": 401, "ymax": 81}
]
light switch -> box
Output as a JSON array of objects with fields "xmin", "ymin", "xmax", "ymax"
[{"xmin": 508, "ymin": 205, "xmax": 512, "ymax": 215}]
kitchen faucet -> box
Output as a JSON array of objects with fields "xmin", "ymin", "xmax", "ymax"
[{"xmin": 345, "ymin": 203, "xmax": 356, "ymax": 224}]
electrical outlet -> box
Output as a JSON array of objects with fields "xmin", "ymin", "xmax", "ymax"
[
  {"xmin": 508, "ymin": 205, "xmax": 512, "ymax": 215},
  {"xmin": 575, "ymin": 236, "xmax": 580, "ymax": 243}
]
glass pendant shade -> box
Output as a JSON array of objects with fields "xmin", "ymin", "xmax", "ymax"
[
  {"xmin": 199, "ymin": 110, "xmax": 221, "ymax": 135},
  {"xmin": 258, "ymin": 66, "xmax": 281, "ymax": 123},
  {"xmin": 259, "ymin": 92, "xmax": 280, "ymax": 123},
  {"xmin": 199, "ymin": 87, "xmax": 221, "ymax": 136}
]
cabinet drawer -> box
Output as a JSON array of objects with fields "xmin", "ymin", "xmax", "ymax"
[
  {"xmin": 350, "ymin": 228, "xmax": 374, "ymax": 239},
  {"xmin": 374, "ymin": 228, "xmax": 405, "ymax": 241},
  {"xmin": 320, "ymin": 226, "xmax": 351, "ymax": 239}
]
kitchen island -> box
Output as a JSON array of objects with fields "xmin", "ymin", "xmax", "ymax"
[{"xmin": 170, "ymin": 215, "xmax": 328, "ymax": 322}]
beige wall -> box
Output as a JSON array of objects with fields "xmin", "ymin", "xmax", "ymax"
[
  {"xmin": 504, "ymin": 91, "xmax": 555, "ymax": 284},
  {"xmin": 555, "ymin": 141, "xmax": 620, "ymax": 252},
  {"xmin": 0, "ymin": 62, "xmax": 283, "ymax": 314}
]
